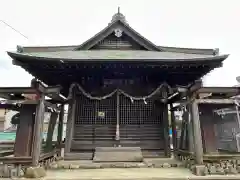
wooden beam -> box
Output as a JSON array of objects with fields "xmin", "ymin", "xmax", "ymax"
[
  {"xmin": 31, "ymin": 94, "xmax": 45, "ymax": 166},
  {"xmin": 0, "ymin": 100, "xmax": 61, "ymax": 112},
  {"xmin": 177, "ymin": 87, "xmax": 188, "ymax": 93},
  {"xmin": 190, "ymin": 99, "xmax": 204, "ymax": 164},
  {"xmin": 40, "ymin": 149, "xmax": 60, "ymax": 161},
  {"xmin": 0, "ymin": 86, "xmax": 65, "ymax": 102},
  {"xmin": 44, "ymin": 101, "xmax": 60, "ymax": 112},
  {"xmin": 197, "ymin": 87, "xmax": 240, "ymax": 94},
  {"xmin": 33, "ymin": 81, "xmax": 62, "ymax": 95},
  {"xmin": 170, "ymin": 102, "xmax": 187, "ymax": 112},
  {"xmin": 189, "ymin": 80, "xmax": 203, "ymax": 93},
  {"xmin": 0, "ymin": 157, "xmax": 32, "ymax": 164},
  {"xmin": 45, "ymin": 86, "xmax": 62, "ymax": 94},
  {"xmin": 203, "ymin": 153, "xmax": 240, "ymax": 161},
  {"xmin": 0, "ymin": 99, "xmax": 38, "ymax": 105},
  {"xmin": 0, "ymin": 87, "xmax": 37, "ymax": 94},
  {"xmin": 196, "ymin": 98, "xmax": 237, "ymax": 104},
  {"xmin": 47, "ymin": 93, "xmax": 66, "ymax": 103}
]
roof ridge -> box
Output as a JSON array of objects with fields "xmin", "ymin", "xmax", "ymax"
[
  {"xmin": 158, "ymin": 46, "xmax": 219, "ymax": 55},
  {"xmin": 73, "ymin": 19, "xmax": 161, "ymax": 51},
  {"xmin": 16, "ymin": 44, "xmax": 220, "ymax": 56}
]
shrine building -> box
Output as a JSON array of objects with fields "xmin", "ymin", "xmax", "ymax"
[{"xmin": 7, "ymin": 10, "xmax": 229, "ymax": 161}]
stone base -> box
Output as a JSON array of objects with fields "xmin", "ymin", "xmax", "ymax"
[
  {"xmin": 49, "ymin": 158, "xmax": 183, "ymax": 169},
  {"xmin": 192, "ymin": 165, "xmax": 206, "ymax": 176},
  {"xmin": 25, "ymin": 166, "xmax": 46, "ymax": 178},
  {"xmin": 93, "ymin": 147, "xmax": 143, "ymax": 162}
]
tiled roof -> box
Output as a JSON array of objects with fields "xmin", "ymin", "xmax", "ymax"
[{"xmin": 8, "ymin": 50, "xmax": 227, "ymax": 61}]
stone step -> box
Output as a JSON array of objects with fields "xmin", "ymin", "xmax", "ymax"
[
  {"xmin": 73, "ymin": 137, "xmax": 162, "ymax": 141},
  {"xmin": 93, "ymin": 147, "xmax": 143, "ymax": 162},
  {"xmin": 73, "ymin": 133, "xmax": 162, "ymax": 137},
  {"xmin": 64, "ymin": 153, "xmax": 93, "ymax": 160}
]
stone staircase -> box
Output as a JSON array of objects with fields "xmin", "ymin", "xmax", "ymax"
[
  {"xmin": 70, "ymin": 124, "xmax": 116, "ymax": 160},
  {"xmin": 120, "ymin": 124, "xmax": 165, "ymax": 158},
  {"xmin": 70, "ymin": 123, "xmax": 165, "ymax": 160}
]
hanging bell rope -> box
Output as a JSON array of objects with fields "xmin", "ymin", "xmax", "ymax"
[{"xmin": 67, "ymin": 82, "xmax": 172, "ymax": 101}]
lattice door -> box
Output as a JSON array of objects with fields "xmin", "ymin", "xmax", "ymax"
[
  {"xmin": 72, "ymin": 93, "xmax": 116, "ymax": 152},
  {"xmin": 119, "ymin": 94, "xmax": 165, "ymax": 157},
  {"xmin": 94, "ymin": 94, "xmax": 117, "ymax": 147},
  {"xmin": 71, "ymin": 91, "xmax": 165, "ymax": 158}
]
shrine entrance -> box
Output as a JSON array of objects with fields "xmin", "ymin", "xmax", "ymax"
[
  {"xmin": 70, "ymin": 84, "xmax": 167, "ymax": 160},
  {"xmin": 72, "ymin": 94, "xmax": 117, "ymax": 155},
  {"xmin": 119, "ymin": 94, "xmax": 165, "ymax": 157}
]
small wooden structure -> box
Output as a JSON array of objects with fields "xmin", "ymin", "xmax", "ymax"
[
  {"xmin": 0, "ymin": 80, "xmax": 65, "ymax": 166},
  {"xmin": 173, "ymin": 86, "xmax": 240, "ymax": 165}
]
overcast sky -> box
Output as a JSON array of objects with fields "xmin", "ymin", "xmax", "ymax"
[{"xmin": 0, "ymin": 0, "xmax": 239, "ymax": 87}]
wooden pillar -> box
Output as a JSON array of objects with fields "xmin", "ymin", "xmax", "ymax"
[
  {"xmin": 179, "ymin": 118, "xmax": 186, "ymax": 150},
  {"xmin": 163, "ymin": 103, "xmax": 170, "ymax": 157},
  {"xmin": 32, "ymin": 94, "xmax": 45, "ymax": 166},
  {"xmin": 186, "ymin": 96, "xmax": 194, "ymax": 152},
  {"xmin": 187, "ymin": 107, "xmax": 194, "ymax": 152},
  {"xmin": 170, "ymin": 104, "xmax": 177, "ymax": 155},
  {"xmin": 161, "ymin": 87, "xmax": 170, "ymax": 157},
  {"xmin": 45, "ymin": 112, "xmax": 58, "ymax": 151},
  {"xmin": 190, "ymin": 99, "xmax": 204, "ymax": 164},
  {"xmin": 115, "ymin": 91, "xmax": 120, "ymax": 146},
  {"xmin": 182, "ymin": 111, "xmax": 189, "ymax": 149},
  {"xmin": 57, "ymin": 104, "xmax": 64, "ymax": 147},
  {"xmin": 65, "ymin": 97, "xmax": 76, "ymax": 155},
  {"xmin": 14, "ymin": 105, "xmax": 35, "ymax": 157}
]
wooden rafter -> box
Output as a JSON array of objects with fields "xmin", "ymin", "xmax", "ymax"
[{"xmin": 0, "ymin": 85, "xmax": 66, "ymax": 102}]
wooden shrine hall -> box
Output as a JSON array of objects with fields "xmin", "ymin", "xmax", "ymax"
[{"xmin": 6, "ymin": 10, "xmax": 231, "ymax": 164}]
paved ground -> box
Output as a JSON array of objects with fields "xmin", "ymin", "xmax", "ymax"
[
  {"xmin": 55, "ymin": 158, "xmax": 181, "ymax": 167},
  {"xmin": 43, "ymin": 168, "xmax": 240, "ymax": 180}
]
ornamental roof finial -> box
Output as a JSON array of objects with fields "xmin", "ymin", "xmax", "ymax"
[{"xmin": 110, "ymin": 7, "xmax": 127, "ymax": 24}]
